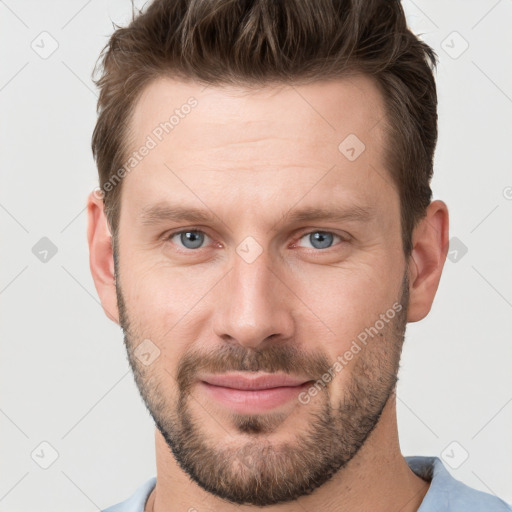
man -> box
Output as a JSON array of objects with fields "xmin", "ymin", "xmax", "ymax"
[{"xmin": 87, "ymin": 1, "xmax": 511, "ymax": 511}]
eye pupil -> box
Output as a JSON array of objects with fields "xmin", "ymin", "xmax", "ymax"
[
  {"xmin": 309, "ymin": 231, "xmax": 334, "ymax": 249},
  {"xmin": 180, "ymin": 231, "xmax": 204, "ymax": 249}
]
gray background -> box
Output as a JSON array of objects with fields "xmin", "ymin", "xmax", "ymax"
[{"xmin": 1, "ymin": 0, "xmax": 511, "ymax": 510}]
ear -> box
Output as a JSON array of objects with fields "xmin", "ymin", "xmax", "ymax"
[
  {"xmin": 87, "ymin": 190, "xmax": 120, "ymax": 324},
  {"xmin": 406, "ymin": 200, "xmax": 450, "ymax": 323}
]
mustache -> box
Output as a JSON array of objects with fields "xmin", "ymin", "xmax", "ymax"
[{"xmin": 176, "ymin": 343, "xmax": 332, "ymax": 395}]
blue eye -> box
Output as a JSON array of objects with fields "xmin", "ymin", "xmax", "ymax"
[
  {"xmin": 165, "ymin": 229, "xmax": 344, "ymax": 252},
  {"xmin": 298, "ymin": 231, "xmax": 341, "ymax": 250},
  {"xmin": 170, "ymin": 230, "xmax": 208, "ymax": 249}
]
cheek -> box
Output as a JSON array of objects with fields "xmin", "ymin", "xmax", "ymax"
[
  {"xmin": 290, "ymin": 261, "xmax": 400, "ymax": 351},
  {"xmin": 121, "ymin": 259, "xmax": 215, "ymax": 344}
]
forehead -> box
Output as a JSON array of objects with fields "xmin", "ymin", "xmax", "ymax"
[
  {"xmin": 128, "ymin": 74, "xmax": 387, "ymax": 158},
  {"xmin": 122, "ymin": 74, "xmax": 395, "ymax": 222}
]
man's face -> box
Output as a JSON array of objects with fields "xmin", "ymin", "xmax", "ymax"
[{"xmin": 114, "ymin": 76, "xmax": 409, "ymax": 506}]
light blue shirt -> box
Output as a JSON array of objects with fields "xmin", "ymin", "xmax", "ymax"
[{"xmin": 101, "ymin": 456, "xmax": 512, "ymax": 511}]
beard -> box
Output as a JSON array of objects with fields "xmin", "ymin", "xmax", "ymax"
[{"xmin": 115, "ymin": 256, "xmax": 410, "ymax": 507}]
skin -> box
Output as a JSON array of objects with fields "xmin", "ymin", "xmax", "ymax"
[{"xmin": 87, "ymin": 75, "xmax": 449, "ymax": 511}]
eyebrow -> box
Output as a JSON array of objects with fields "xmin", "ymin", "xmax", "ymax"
[
  {"xmin": 139, "ymin": 204, "xmax": 216, "ymax": 225},
  {"xmin": 138, "ymin": 202, "xmax": 376, "ymax": 228},
  {"xmin": 280, "ymin": 204, "xmax": 376, "ymax": 226}
]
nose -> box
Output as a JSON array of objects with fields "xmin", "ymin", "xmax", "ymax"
[{"xmin": 212, "ymin": 248, "xmax": 295, "ymax": 349}]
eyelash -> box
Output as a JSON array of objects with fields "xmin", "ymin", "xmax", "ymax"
[{"xmin": 163, "ymin": 228, "xmax": 348, "ymax": 252}]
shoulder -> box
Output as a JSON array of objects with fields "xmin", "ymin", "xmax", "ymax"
[
  {"xmin": 100, "ymin": 476, "xmax": 157, "ymax": 512},
  {"xmin": 406, "ymin": 456, "xmax": 512, "ymax": 512}
]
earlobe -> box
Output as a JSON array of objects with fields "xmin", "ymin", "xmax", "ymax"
[
  {"xmin": 406, "ymin": 200, "xmax": 450, "ymax": 323},
  {"xmin": 86, "ymin": 191, "xmax": 120, "ymax": 324}
]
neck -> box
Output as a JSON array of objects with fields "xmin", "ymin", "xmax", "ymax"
[{"xmin": 148, "ymin": 393, "xmax": 430, "ymax": 512}]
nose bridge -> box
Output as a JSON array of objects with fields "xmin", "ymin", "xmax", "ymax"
[{"xmin": 212, "ymin": 244, "xmax": 294, "ymax": 348}]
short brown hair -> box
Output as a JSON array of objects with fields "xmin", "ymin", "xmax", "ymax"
[{"xmin": 91, "ymin": 0, "xmax": 438, "ymax": 257}]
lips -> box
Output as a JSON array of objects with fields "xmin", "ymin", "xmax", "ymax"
[
  {"xmin": 199, "ymin": 373, "xmax": 314, "ymax": 413},
  {"xmin": 200, "ymin": 372, "xmax": 312, "ymax": 391}
]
